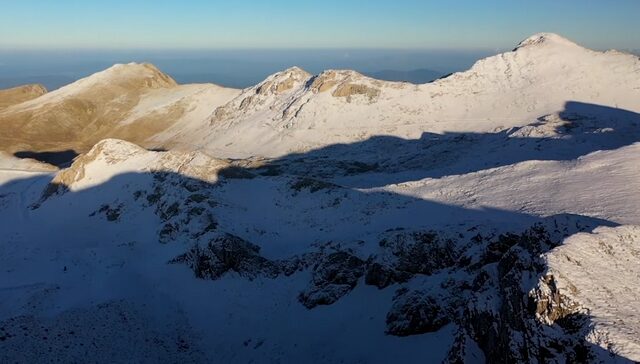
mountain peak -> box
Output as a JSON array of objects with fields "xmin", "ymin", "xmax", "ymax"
[
  {"xmin": 42, "ymin": 63, "xmax": 177, "ymax": 98},
  {"xmin": 281, "ymin": 66, "xmax": 310, "ymax": 76},
  {"xmin": 88, "ymin": 62, "xmax": 177, "ymax": 88},
  {"xmin": 514, "ymin": 33, "xmax": 582, "ymax": 51},
  {"xmin": 258, "ymin": 66, "xmax": 311, "ymax": 92}
]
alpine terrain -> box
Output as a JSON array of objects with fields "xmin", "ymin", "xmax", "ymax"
[{"xmin": 0, "ymin": 33, "xmax": 639, "ymax": 363}]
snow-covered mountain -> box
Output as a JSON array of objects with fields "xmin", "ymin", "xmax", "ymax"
[
  {"xmin": 1, "ymin": 33, "xmax": 639, "ymax": 363},
  {"xmin": 170, "ymin": 32, "xmax": 640, "ymax": 158}
]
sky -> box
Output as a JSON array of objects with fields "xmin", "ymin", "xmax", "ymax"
[{"xmin": 1, "ymin": 0, "xmax": 639, "ymax": 50}]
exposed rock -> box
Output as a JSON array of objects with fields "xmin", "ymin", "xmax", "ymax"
[
  {"xmin": 172, "ymin": 234, "xmax": 279, "ymax": 280},
  {"xmin": 211, "ymin": 67, "xmax": 311, "ymax": 122},
  {"xmin": 531, "ymin": 274, "xmax": 582, "ymax": 325},
  {"xmin": 443, "ymin": 328, "xmax": 485, "ymax": 364},
  {"xmin": 457, "ymin": 225, "xmax": 601, "ymax": 363},
  {"xmin": 385, "ymin": 289, "xmax": 450, "ymax": 336},
  {"xmin": 377, "ymin": 231, "xmax": 459, "ymax": 277},
  {"xmin": 289, "ymin": 177, "xmax": 338, "ymax": 193},
  {"xmin": 298, "ymin": 251, "xmax": 365, "ymax": 308},
  {"xmin": 89, "ymin": 203, "xmax": 124, "ymax": 222},
  {"xmin": 364, "ymin": 262, "xmax": 406, "ymax": 289},
  {"xmin": 307, "ymin": 70, "xmax": 381, "ymax": 103},
  {"xmin": 332, "ymin": 83, "xmax": 380, "ymax": 103}
]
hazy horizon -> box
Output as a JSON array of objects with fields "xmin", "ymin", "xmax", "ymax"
[
  {"xmin": 2, "ymin": 1, "xmax": 638, "ymax": 90},
  {"xmin": 0, "ymin": 48, "xmax": 497, "ymax": 90}
]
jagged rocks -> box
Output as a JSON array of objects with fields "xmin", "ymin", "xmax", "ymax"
[
  {"xmin": 443, "ymin": 328, "xmax": 486, "ymax": 364},
  {"xmin": 385, "ymin": 289, "xmax": 450, "ymax": 336},
  {"xmin": 298, "ymin": 251, "xmax": 365, "ymax": 309},
  {"xmin": 531, "ymin": 274, "xmax": 581, "ymax": 325},
  {"xmin": 89, "ymin": 203, "xmax": 124, "ymax": 221},
  {"xmin": 172, "ymin": 234, "xmax": 279, "ymax": 280},
  {"xmin": 381, "ymin": 231, "xmax": 459, "ymax": 275},
  {"xmin": 364, "ymin": 262, "xmax": 407, "ymax": 289},
  {"xmin": 140, "ymin": 172, "xmax": 218, "ymax": 244},
  {"xmin": 289, "ymin": 177, "xmax": 337, "ymax": 193},
  {"xmin": 307, "ymin": 70, "xmax": 382, "ymax": 103},
  {"xmin": 364, "ymin": 231, "xmax": 460, "ymax": 289},
  {"xmin": 453, "ymin": 224, "xmax": 605, "ymax": 363}
]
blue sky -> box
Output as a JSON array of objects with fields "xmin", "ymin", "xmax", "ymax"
[{"xmin": 1, "ymin": 0, "xmax": 639, "ymax": 50}]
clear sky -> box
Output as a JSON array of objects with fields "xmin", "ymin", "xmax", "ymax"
[{"xmin": 1, "ymin": 0, "xmax": 638, "ymax": 50}]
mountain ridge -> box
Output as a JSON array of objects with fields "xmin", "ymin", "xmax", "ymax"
[{"xmin": 2, "ymin": 32, "xmax": 639, "ymax": 164}]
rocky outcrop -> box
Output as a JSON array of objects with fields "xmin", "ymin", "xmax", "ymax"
[
  {"xmin": 298, "ymin": 251, "xmax": 365, "ymax": 308},
  {"xmin": 211, "ymin": 67, "xmax": 310, "ymax": 123},
  {"xmin": 365, "ymin": 231, "xmax": 460, "ymax": 289},
  {"xmin": 385, "ymin": 288, "xmax": 450, "ymax": 336},
  {"xmin": 332, "ymin": 83, "xmax": 380, "ymax": 103},
  {"xmin": 456, "ymin": 225, "xmax": 599, "ymax": 363},
  {"xmin": 308, "ymin": 70, "xmax": 382, "ymax": 103},
  {"xmin": 172, "ymin": 234, "xmax": 280, "ymax": 280},
  {"xmin": 361, "ymin": 223, "xmax": 610, "ymax": 363}
]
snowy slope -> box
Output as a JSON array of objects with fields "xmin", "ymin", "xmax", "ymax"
[
  {"xmin": 543, "ymin": 226, "xmax": 640, "ymax": 361},
  {"xmin": 389, "ymin": 142, "xmax": 640, "ymax": 226},
  {"xmin": 174, "ymin": 33, "xmax": 640, "ymax": 158},
  {"xmin": 0, "ymin": 151, "xmax": 57, "ymax": 173}
]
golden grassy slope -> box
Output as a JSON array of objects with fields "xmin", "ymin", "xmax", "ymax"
[
  {"xmin": 0, "ymin": 63, "xmax": 237, "ymax": 162},
  {"xmin": 0, "ymin": 84, "xmax": 47, "ymax": 110}
]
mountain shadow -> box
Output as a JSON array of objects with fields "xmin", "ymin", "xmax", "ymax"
[
  {"xmin": 0, "ymin": 121, "xmax": 636, "ymax": 362},
  {"xmin": 243, "ymin": 101, "xmax": 640, "ymax": 188},
  {"xmin": 13, "ymin": 149, "xmax": 78, "ymax": 167},
  {"xmin": 364, "ymin": 68, "xmax": 443, "ymax": 84}
]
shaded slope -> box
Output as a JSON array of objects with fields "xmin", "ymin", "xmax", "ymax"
[{"xmin": 0, "ymin": 135, "xmax": 634, "ymax": 363}]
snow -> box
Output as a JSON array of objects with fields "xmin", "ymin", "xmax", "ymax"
[
  {"xmin": 544, "ymin": 226, "xmax": 640, "ymax": 361},
  {"xmin": 387, "ymin": 142, "xmax": 640, "ymax": 226},
  {"xmin": 0, "ymin": 151, "xmax": 57, "ymax": 173},
  {"xmin": 165, "ymin": 32, "xmax": 640, "ymax": 159},
  {"xmin": 8, "ymin": 63, "xmax": 176, "ymax": 111}
]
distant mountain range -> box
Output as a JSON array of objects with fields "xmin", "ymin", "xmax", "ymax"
[
  {"xmin": 364, "ymin": 68, "xmax": 443, "ymax": 84},
  {"xmin": 0, "ymin": 68, "xmax": 446, "ymax": 92},
  {"xmin": 0, "ymin": 75, "xmax": 76, "ymax": 91}
]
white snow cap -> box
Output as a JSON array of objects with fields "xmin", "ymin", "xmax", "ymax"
[{"xmin": 514, "ymin": 33, "xmax": 582, "ymax": 50}]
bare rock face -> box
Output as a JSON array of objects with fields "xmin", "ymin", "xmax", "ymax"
[
  {"xmin": 364, "ymin": 262, "xmax": 403, "ymax": 289},
  {"xmin": 332, "ymin": 83, "xmax": 380, "ymax": 103},
  {"xmin": 458, "ymin": 225, "xmax": 599, "ymax": 363},
  {"xmin": 382, "ymin": 231, "xmax": 459, "ymax": 275},
  {"xmin": 365, "ymin": 231, "xmax": 460, "ymax": 289},
  {"xmin": 308, "ymin": 70, "xmax": 382, "ymax": 103},
  {"xmin": 531, "ymin": 274, "xmax": 581, "ymax": 325},
  {"xmin": 211, "ymin": 67, "xmax": 311, "ymax": 123},
  {"xmin": 298, "ymin": 251, "xmax": 365, "ymax": 308},
  {"xmin": 385, "ymin": 289, "xmax": 450, "ymax": 336},
  {"xmin": 172, "ymin": 234, "xmax": 280, "ymax": 280}
]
